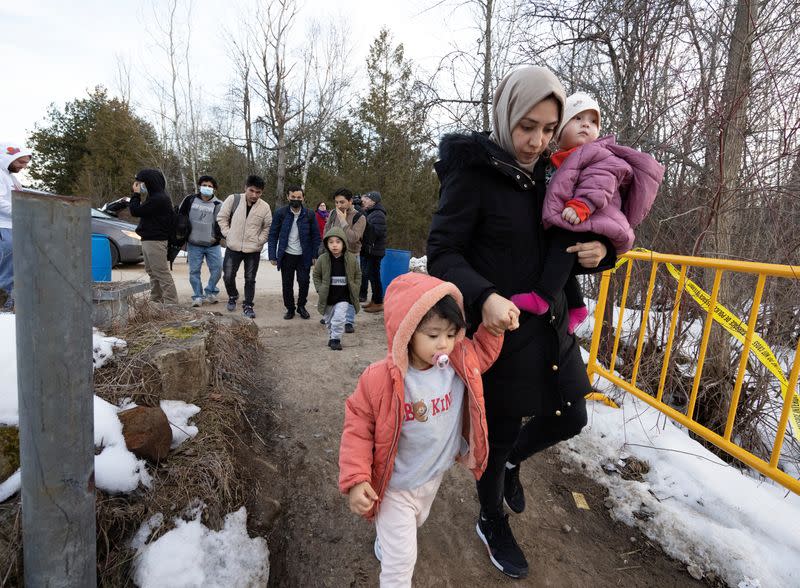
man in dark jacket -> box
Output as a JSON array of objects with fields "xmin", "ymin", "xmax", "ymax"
[
  {"xmin": 177, "ymin": 175, "xmax": 223, "ymax": 306},
  {"xmin": 359, "ymin": 190, "xmax": 387, "ymax": 313},
  {"xmin": 267, "ymin": 186, "xmax": 321, "ymax": 320},
  {"xmin": 129, "ymin": 168, "xmax": 178, "ymax": 304}
]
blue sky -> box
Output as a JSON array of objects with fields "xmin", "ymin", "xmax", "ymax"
[{"xmin": 2, "ymin": 0, "xmax": 474, "ymax": 144}]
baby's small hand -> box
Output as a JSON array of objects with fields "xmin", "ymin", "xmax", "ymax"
[
  {"xmin": 348, "ymin": 481, "xmax": 379, "ymax": 515},
  {"xmin": 562, "ymin": 207, "xmax": 581, "ymax": 225}
]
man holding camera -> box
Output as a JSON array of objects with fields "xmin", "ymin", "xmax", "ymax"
[{"xmin": 323, "ymin": 187, "xmax": 366, "ymax": 332}]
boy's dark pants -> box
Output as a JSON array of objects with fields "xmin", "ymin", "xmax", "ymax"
[
  {"xmin": 476, "ymin": 397, "xmax": 588, "ymax": 517},
  {"xmin": 280, "ymin": 253, "xmax": 310, "ymax": 311},
  {"xmin": 223, "ymin": 249, "xmax": 260, "ymax": 307}
]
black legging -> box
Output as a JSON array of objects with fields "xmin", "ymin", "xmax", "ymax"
[{"xmin": 477, "ymin": 397, "xmax": 588, "ymax": 518}]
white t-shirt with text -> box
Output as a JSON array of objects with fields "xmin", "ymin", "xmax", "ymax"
[{"xmin": 389, "ymin": 364, "xmax": 466, "ymax": 491}]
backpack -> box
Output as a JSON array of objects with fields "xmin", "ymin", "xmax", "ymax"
[{"xmin": 167, "ymin": 205, "xmax": 183, "ymax": 270}]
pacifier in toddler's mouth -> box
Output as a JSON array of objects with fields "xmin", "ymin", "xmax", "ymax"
[{"xmin": 432, "ymin": 353, "xmax": 450, "ymax": 369}]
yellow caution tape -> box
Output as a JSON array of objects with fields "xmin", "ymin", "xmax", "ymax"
[
  {"xmin": 603, "ymin": 249, "xmax": 799, "ymax": 437},
  {"xmin": 661, "ymin": 261, "xmax": 800, "ymax": 439}
]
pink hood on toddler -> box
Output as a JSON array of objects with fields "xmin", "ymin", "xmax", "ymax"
[{"xmin": 542, "ymin": 135, "xmax": 664, "ymax": 253}]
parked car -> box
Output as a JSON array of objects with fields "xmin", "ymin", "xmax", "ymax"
[{"xmin": 91, "ymin": 208, "xmax": 143, "ymax": 266}]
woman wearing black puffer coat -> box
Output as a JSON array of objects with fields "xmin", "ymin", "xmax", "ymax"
[{"xmin": 426, "ymin": 67, "xmax": 615, "ymax": 579}]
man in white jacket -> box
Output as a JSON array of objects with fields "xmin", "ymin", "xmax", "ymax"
[{"xmin": 0, "ymin": 142, "xmax": 33, "ymax": 307}]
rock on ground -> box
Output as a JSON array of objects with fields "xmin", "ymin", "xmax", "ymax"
[{"xmin": 118, "ymin": 406, "xmax": 172, "ymax": 462}]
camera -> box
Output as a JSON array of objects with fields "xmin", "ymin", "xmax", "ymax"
[{"xmin": 352, "ymin": 194, "xmax": 363, "ymax": 209}]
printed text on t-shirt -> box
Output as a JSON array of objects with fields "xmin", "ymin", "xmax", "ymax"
[{"xmin": 404, "ymin": 391, "xmax": 453, "ymax": 422}]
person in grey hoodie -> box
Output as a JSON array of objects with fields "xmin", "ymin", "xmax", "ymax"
[
  {"xmin": 177, "ymin": 175, "xmax": 224, "ymax": 306},
  {"xmin": 0, "ymin": 142, "xmax": 33, "ymax": 308}
]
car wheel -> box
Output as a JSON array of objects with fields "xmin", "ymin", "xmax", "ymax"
[{"xmin": 110, "ymin": 242, "xmax": 120, "ymax": 268}]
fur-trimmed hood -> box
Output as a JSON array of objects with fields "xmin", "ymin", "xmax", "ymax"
[
  {"xmin": 435, "ymin": 132, "xmax": 505, "ymax": 176},
  {"xmin": 435, "ymin": 131, "xmax": 548, "ymax": 190},
  {"xmin": 383, "ymin": 272, "xmax": 466, "ymax": 377}
]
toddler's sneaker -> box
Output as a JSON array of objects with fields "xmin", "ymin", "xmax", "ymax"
[
  {"xmin": 345, "ymin": 323, "xmax": 355, "ymax": 334},
  {"xmin": 328, "ymin": 339, "xmax": 343, "ymax": 351},
  {"xmin": 191, "ymin": 297, "xmax": 203, "ymax": 307},
  {"xmin": 243, "ymin": 305, "xmax": 255, "ymax": 319},
  {"xmin": 205, "ymin": 294, "xmax": 218, "ymax": 304},
  {"xmin": 226, "ymin": 297, "xmax": 237, "ymax": 312}
]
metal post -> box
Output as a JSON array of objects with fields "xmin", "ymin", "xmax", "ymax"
[{"xmin": 13, "ymin": 190, "xmax": 96, "ymax": 586}]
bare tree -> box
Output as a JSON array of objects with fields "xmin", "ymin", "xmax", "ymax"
[
  {"xmin": 296, "ymin": 18, "xmax": 354, "ymax": 187},
  {"xmin": 249, "ymin": 0, "xmax": 302, "ymax": 207},
  {"xmin": 416, "ymin": 0, "xmax": 525, "ymax": 136},
  {"xmin": 143, "ymin": 0, "xmax": 203, "ymax": 195}
]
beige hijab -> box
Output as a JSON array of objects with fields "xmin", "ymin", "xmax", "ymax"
[{"xmin": 490, "ymin": 66, "xmax": 566, "ymax": 171}]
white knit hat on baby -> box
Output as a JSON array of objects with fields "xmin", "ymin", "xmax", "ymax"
[{"xmin": 557, "ymin": 92, "xmax": 602, "ymax": 139}]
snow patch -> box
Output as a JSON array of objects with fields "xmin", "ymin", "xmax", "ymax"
[
  {"xmin": 0, "ymin": 314, "xmax": 17, "ymax": 425},
  {"xmin": 409, "ymin": 255, "xmax": 428, "ymax": 273},
  {"xmin": 160, "ymin": 400, "xmax": 201, "ymax": 448},
  {"xmin": 93, "ymin": 328, "xmax": 127, "ymax": 369},
  {"xmin": 94, "ymin": 396, "xmax": 152, "ymax": 493},
  {"xmin": 563, "ymin": 393, "xmax": 800, "ymax": 587},
  {"xmin": 0, "ymin": 470, "xmax": 20, "ymax": 502},
  {"xmin": 132, "ymin": 506, "xmax": 269, "ymax": 587}
]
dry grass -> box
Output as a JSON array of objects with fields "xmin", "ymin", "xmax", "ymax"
[{"xmin": 1, "ymin": 299, "xmax": 267, "ymax": 587}]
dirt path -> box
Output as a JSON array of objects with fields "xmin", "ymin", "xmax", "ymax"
[{"xmin": 121, "ymin": 262, "xmax": 703, "ymax": 587}]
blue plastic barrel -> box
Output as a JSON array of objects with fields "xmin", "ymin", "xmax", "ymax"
[
  {"xmin": 91, "ymin": 234, "xmax": 112, "ymax": 282},
  {"xmin": 380, "ymin": 249, "xmax": 412, "ymax": 290}
]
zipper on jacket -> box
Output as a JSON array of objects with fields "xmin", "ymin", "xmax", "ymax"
[
  {"xmin": 460, "ymin": 345, "xmax": 488, "ymax": 471},
  {"xmin": 492, "ymin": 158, "xmax": 534, "ymax": 186},
  {"xmin": 378, "ymin": 374, "xmax": 402, "ymax": 499}
]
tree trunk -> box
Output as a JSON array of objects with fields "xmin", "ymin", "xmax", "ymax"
[
  {"xmin": 481, "ymin": 0, "xmax": 493, "ymax": 133},
  {"xmin": 275, "ymin": 129, "xmax": 287, "ymax": 209},
  {"xmin": 704, "ymin": 0, "xmax": 762, "ymax": 404}
]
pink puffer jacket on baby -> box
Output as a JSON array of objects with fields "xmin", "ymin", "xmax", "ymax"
[{"xmin": 542, "ymin": 135, "xmax": 664, "ymax": 253}]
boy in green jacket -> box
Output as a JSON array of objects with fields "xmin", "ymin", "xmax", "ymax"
[{"xmin": 313, "ymin": 227, "xmax": 362, "ymax": 350}]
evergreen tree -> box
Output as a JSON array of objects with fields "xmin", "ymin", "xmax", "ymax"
[
  {"xmin": 356, "ymin": 29, "xmax": 438, "ymax": 253},
  {"xmin": 28, "ymin": 87, "xmax": 162, "ymax": 206}
]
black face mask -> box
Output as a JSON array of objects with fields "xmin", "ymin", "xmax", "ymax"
[{"xmin": 290, "ymin": 200, "xmax": 302, "ymax": 209}]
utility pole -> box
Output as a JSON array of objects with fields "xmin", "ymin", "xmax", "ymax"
[{"xmin": 13, "ymin": 190, "xmax": 96, "ymax": 586}]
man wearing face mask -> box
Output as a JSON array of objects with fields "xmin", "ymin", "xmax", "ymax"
[
  {"xmin": 129, "ymin": 168, "xmax": 179, "ymax": 304},
  {"xmin": 177, "ymin": 175, "xmax": 224, "ymax": 306},
  {"xmin": 268, "ymin": 186, "xmax": 321, "ymax": 320}
]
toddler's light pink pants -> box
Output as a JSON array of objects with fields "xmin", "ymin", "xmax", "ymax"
[{"xmin": 375, "ymin": 474, "xmax": 444, "ymax": 587}]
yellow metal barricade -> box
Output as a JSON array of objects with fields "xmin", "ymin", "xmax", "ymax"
[{"xmin": 586, "ymin": 249, "xmax": 800, "ymax": 496}]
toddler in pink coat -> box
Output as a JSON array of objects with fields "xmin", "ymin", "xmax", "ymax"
[{"xmin": 511, "ymin": 92, "xmax": 665, "ymax": 333}]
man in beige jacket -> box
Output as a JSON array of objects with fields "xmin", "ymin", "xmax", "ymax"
[{"xmin": 217, "ymin": 175, "xmax": 272, "ymax": 319}]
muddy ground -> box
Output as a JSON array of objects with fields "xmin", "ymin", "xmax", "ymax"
[{"xmin": 122, "ymin": 261, "xmax": 705, "ymax": 587}]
